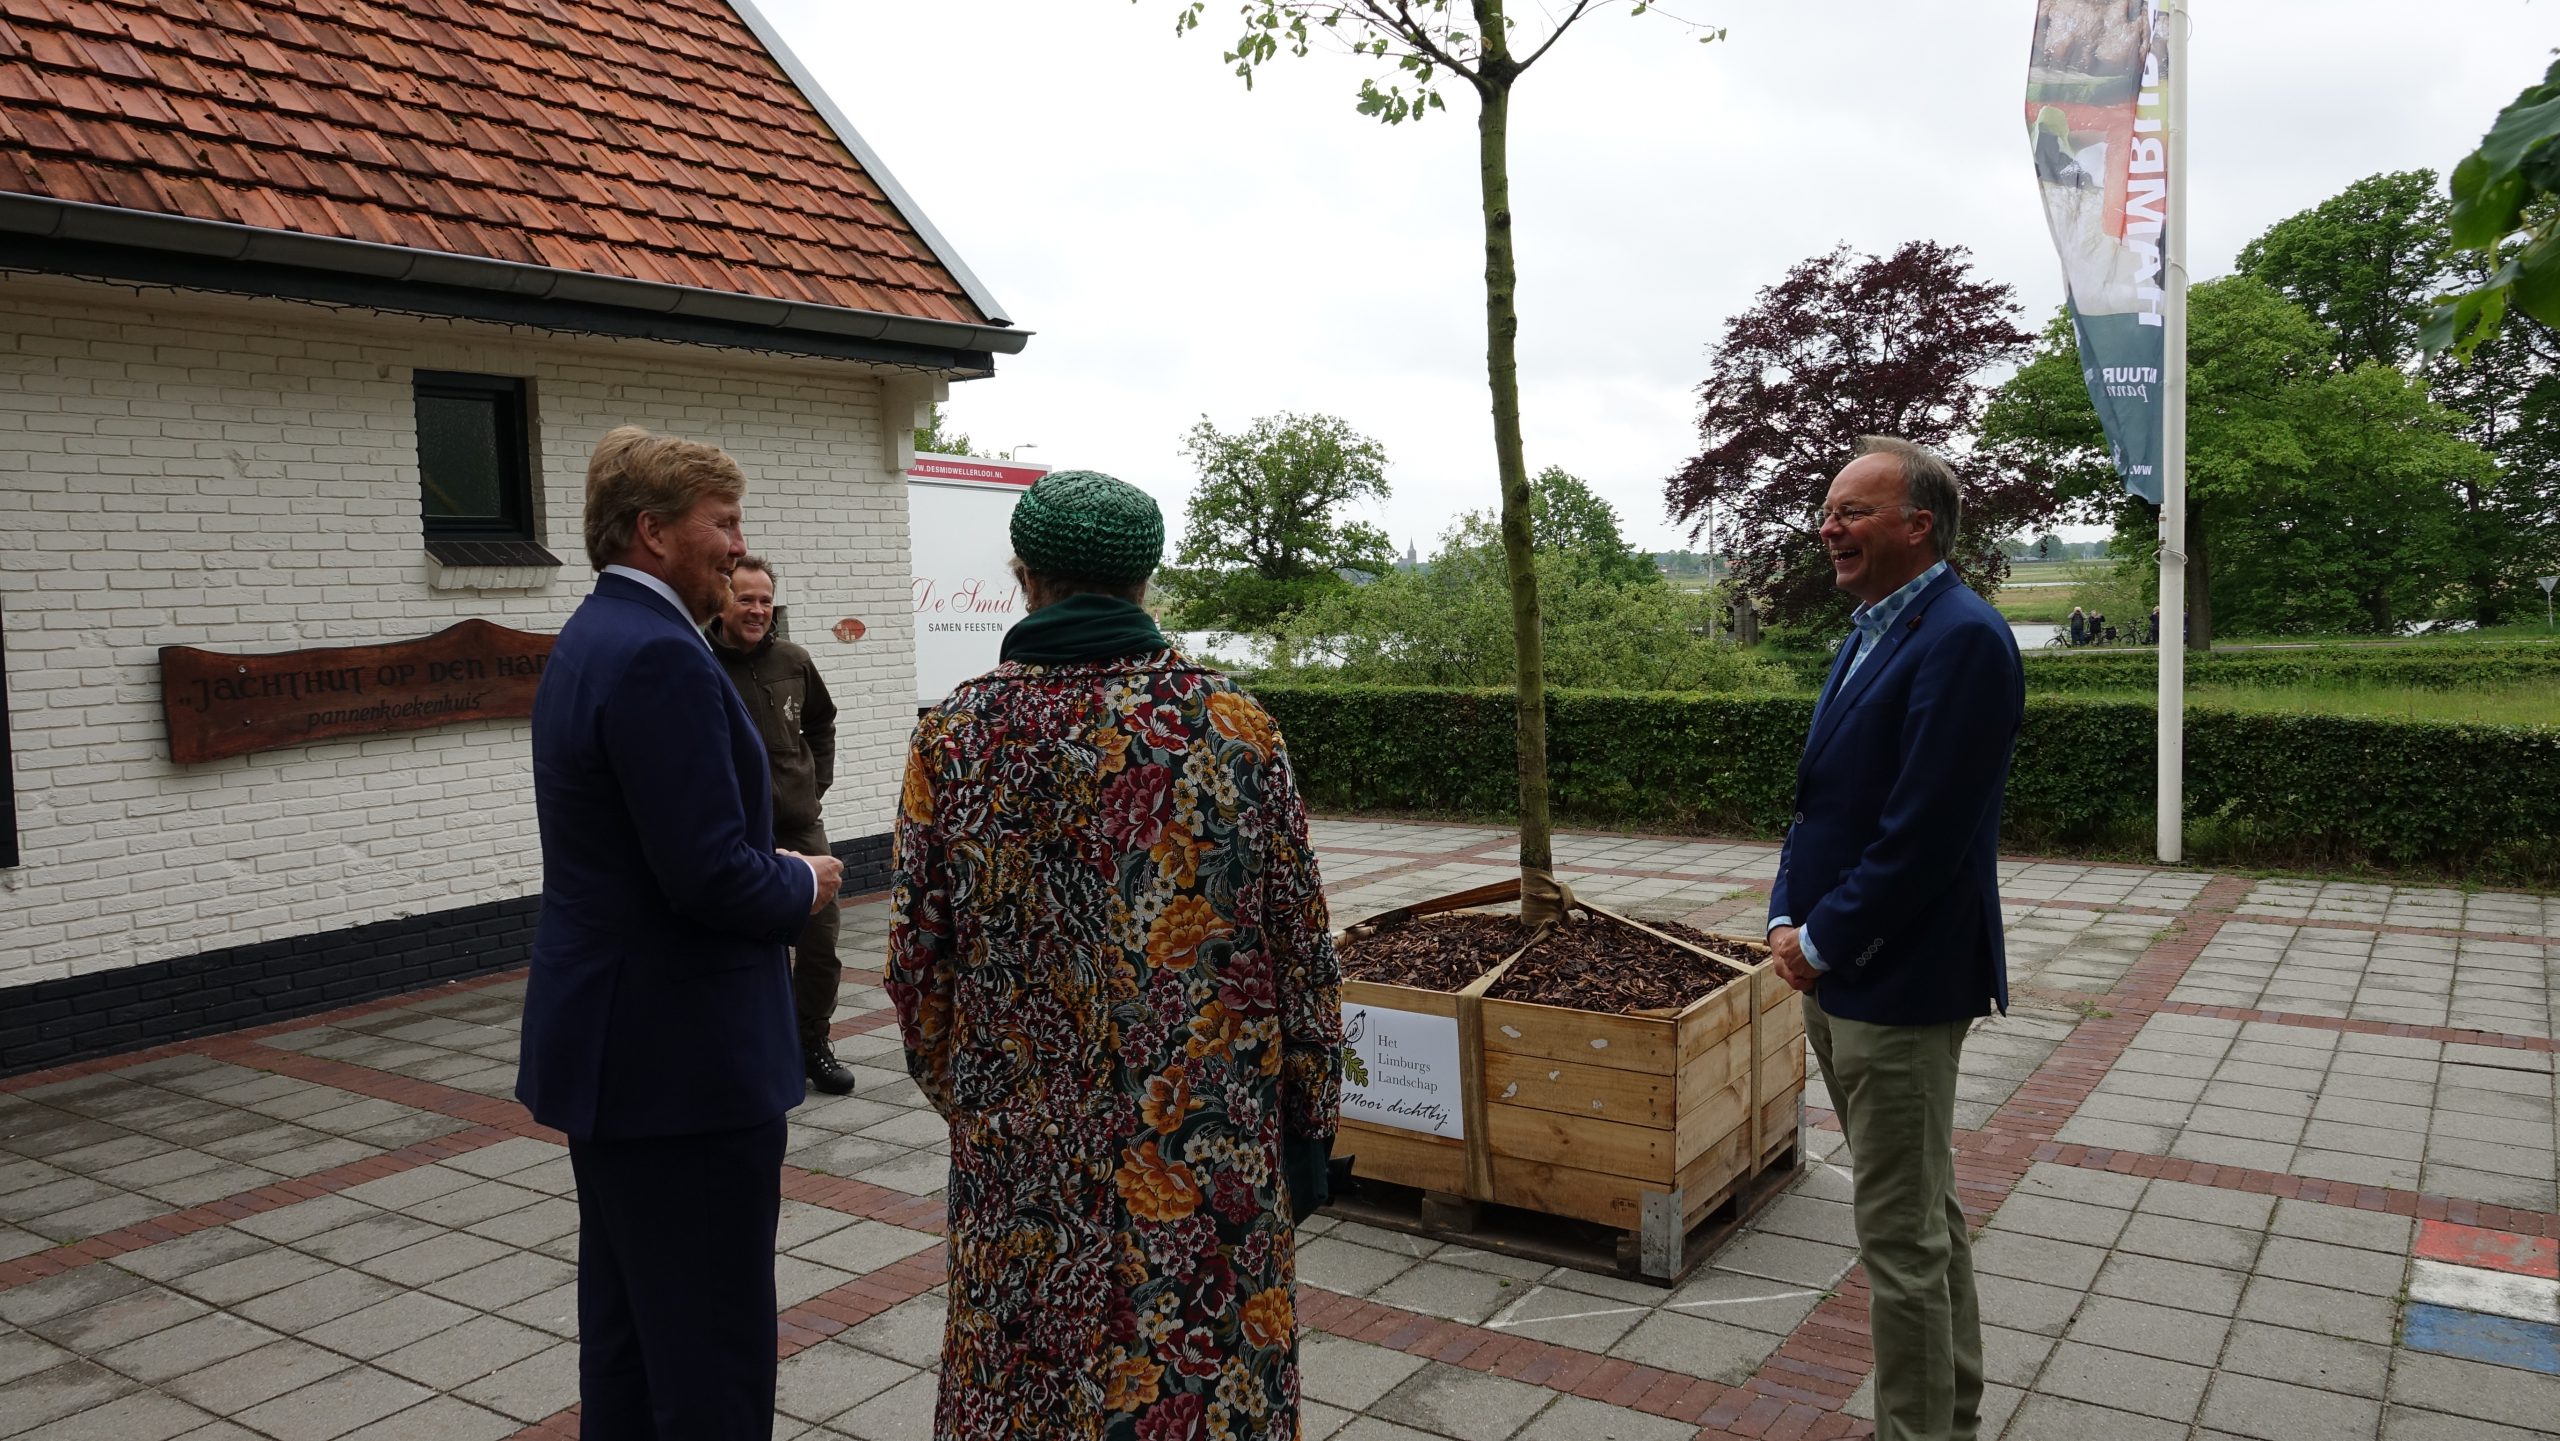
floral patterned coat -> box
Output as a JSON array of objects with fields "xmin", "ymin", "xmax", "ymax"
[{"xmin": 887, "ymin": 650, "xmax": 1343, "ymax": 1441}]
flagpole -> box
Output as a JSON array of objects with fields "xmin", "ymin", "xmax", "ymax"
[{"xmin": 2157, "ymin": 0, "xmax": 2189, "ymax": 864}]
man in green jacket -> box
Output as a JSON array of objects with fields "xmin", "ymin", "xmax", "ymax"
[{"xmin": 711, "ymin": 556, "xmax": 854, "ymax": 1095}]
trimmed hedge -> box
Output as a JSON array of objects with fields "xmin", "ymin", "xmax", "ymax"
[
  {"xmin": 1256, "ymin": 684, "xmax": 2560, "ymax": 884},
  {"xmin": 2018, "ymin": 644, "xmax": 2560, "ymax": 693}
]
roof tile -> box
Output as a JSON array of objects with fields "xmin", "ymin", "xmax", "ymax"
[{"xmin": 0, "ymin": 0, "xmax": 987, "ymax": 324}]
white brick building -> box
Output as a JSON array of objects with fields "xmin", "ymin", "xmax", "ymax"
[{"xmin": 0, "ymin": 0, "xmax": 1026, "ymax": 1070}]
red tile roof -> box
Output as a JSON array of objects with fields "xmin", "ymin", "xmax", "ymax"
[{"xmin": 0, "ymin": 0, "xmax": 994, "ymax": 327}]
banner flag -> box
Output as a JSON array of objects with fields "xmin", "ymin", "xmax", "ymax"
[{"xmin": 2027, "ymin": 0, "xmax": 2173, "ymax": 504}]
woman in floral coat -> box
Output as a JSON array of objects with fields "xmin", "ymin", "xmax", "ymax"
[{"xmin": 887, "ymin": 471, "xmax": 1342, "ymax": 1441}]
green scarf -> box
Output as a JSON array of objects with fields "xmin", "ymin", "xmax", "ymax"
[{"xmin": 998, "ymin": 593, "xmax": 1171, "ymax": 665}]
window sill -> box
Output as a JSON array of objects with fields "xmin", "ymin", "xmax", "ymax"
[{"xmin": 426, "ymin": 538, "xmax": 565, "ymax": 593}]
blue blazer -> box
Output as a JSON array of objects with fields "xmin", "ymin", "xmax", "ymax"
[
  {"xmin": 1769, "ymin": 569, "xmax": 2024, "ymax": 1026},
  {"xmin": 517, "ymin": 572, "xmax": 811, "ymax": 1141}
]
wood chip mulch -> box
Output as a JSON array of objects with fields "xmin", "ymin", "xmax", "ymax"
[
  {"xmin": 1485, "ymin": 914, "xmax": 1758, "ymax": 1015},
  {"xmin": 1335, "ymin": 912, "xmax": 1525, "ymax": 991}
]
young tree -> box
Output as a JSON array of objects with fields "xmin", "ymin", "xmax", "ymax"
[
  {"xmin": 1662, "ymin": 241, "xmax": 2041, "ymax": 628},
  {"xmin": 1150, "ymin": 0, "xmax": 1717, "ymax": 924},
  {"xmin": 1159, "ymin": 412, "xmax": 1395, "ymax": 630}
]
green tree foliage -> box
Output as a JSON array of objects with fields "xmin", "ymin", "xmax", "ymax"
[
  {"xmin": 1157, "ymin": 412, "xmax": 1395, "ymax": 630},
  {"xmin": 2425, "ymin": 54, "xmax": 2560, "ymax": 356},
  {"xmin": 1982, "ymin": 280, "xmax": 2489, "ymax": 643},
  {"xmin": 912, "ymin": 403, "xmax": 982, "ymax": 458},
  {"xmin": 2237, "ymin": 171, "xmax": 2560, "ymax": 625},
  {"xmin": 2238, "ymin": 171, "xmax": 2454, "ymax": 370},
  {"xmin": 1484, "ymin": 466, "xmax": 1658, "ymax": 587},
  {"xmin": 1256, "ymin": 521, "xmax": 1783, "ymax": 694}
]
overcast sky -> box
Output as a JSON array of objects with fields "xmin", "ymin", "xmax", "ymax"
[{"xmin": 762, "ymin": 1, "xmax": 2551, "ymax": 554}]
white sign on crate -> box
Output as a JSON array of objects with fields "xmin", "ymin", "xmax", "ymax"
[{"xmin": 1339, "ymin": 1004, "xmax": 1464, "ymax": 1138}]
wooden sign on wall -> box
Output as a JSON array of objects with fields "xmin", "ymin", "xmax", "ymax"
[{"xmin": 161, "ymin": 620, "xmax": 556, "ymax": 765}]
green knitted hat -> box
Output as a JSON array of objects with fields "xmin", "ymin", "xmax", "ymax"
[{"xmin": 1009, "ymin": 470, "xmax": 1163, "ymax": 583}]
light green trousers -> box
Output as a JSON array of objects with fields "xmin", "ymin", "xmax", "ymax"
[{"xmin": 1803, "ymin": 993, "xmax": 1984, "ymax": 1441}]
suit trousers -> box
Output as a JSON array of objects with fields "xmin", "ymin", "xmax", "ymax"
[
  {"xmin": 568, "ymin": 1117, "xmax": 788, "ymax": 1441},
  {"xmin": 1803, "ymin": 993, "xmax": 1983, "ymax": 1441},
  {"xmin": 777, "ymin": 822, "xmax": 843, "ymax": 1052}
]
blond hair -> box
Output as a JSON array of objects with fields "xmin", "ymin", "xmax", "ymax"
[{"xmin": 583, "ymin": 425, "xmax": 747, "ymax": 570}]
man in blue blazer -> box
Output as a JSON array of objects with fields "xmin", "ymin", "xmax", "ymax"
[
  {"xmin": 1766, "ymin": 437, "xmax": 2024, "ymax": 1441},
  {"xmin": 518, "ymin": 426, "xmax": 844, "ymax": 1440}
]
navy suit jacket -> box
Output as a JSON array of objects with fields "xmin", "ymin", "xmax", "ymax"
[
  {"xmin": 1769, "ymin": 569, "xmax": 2025, "ymax": 1026},
  {"xmin": 517, "ymin": 572, "xmax": 810, "ymax": 1141}
]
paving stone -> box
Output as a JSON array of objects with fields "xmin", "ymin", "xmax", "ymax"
[
  {"xmin": 1989, "ymin": 1194, "xmax": 2133, "ymax": 1248},
  {"xmin": 2092, "ymin": 1252, "xmax": 2247, "ymax": 1317},
  {"xmin": 0, "ymin": 1330, "xmax": 73, "ymax": 1388},
  {"xmin": 417, "ymin": 1247, "xmax": 573, "ymax": 1311},
  {"xmin": 454, "ymin": 1343, "xmax": 579, "ymax": 1422},
  {"xmin": 2380, "ymin": 1402, "xmax": 2556, "ymax": 1439},
  {"xmin": 1509, "ymin": 1393, "xmax": 1694, "ymax": 1441},
  {"xmin": 2233, "ymin": 1276, "xmax": 2399, "ymax": 1347},
  {"xmin": 1606, "ymin": 1308, "xmax": 1777, "ymax": 1385},
  {"xmin": 1660, "ymin": 1269, "xmax": 1825, "ymax": 1336},
  {"xmin": 8, "ymin": 1386, "xmax": 211, "ymax": 1441},
  {"xmin": 1712, "ymin": 1231, "xmax": 1857, "ymax": 1288},
  {"xmin": 1981, "ymin": 1322, "xmax": 2055, "ymax": 1388},
  {"xmin": 775, "ymin": 1338, "xmax": 912, "ymax": 1423},
  {"xmin": 355, "ymin": 1233, "xmax": 512, "ymax": 1288},
  {"xmin": 232, "ymin": 1364, "xmax": 423, "ymax": 1441},
  {"xmin": 2002, "ymin": 1392, "xmax": 2190, "ymax": 1440},
  {"xmin": 2113, "ymin": 1213, "xmax": 2262, "ymax": 1270},
  {"xmin": 0, "ymin": 1358, "xmax": 133, "ymax": 1436},
  {"xmin": 232, "ymin": 1268, "xmax": 405, "ymax": 1334},
  {"xmin": 298, "ymin": 1214, "xmax": 441, "ymax": 1267},
  {"xmin": 164, "ymin": 1337, "xmax": 353, "ymax": 1414},
  {"xmin": 2014, "ymin": 1162, "xmax": 2148, "ymax": 1210},
  {"xmin": 1370, "ymin": 1361, "xmax": 1555, "ymax": 1440},
  {"xmin": 97, "ymin": 1311, "xmax": 280, "ymax": 1384},
  {"xmin": 841, "ymin": 1293, "xmax": 948, "ymax": 1370},
  {"xmin": 1298, "ymin": 1239, "xmax": 1422, "ymax": 1298},
  {"xmin": 1973, "ymin": 1273, "xmax": 2089, "ymax": 1337},
  {"xmin": 1974, "ymin": 1230, "xmax": 2108, "ymax": 1291},
  {"xmin": 373, "ymin": 1313, "xmax": 555, "ymax": 1391},
  {"xmin": 301, "ymin": 1291, "xmax": 477, "ymax": 1361},
  {"xmin": 1370, "ymin": 1260, "xmax": 1523, "ymax": 1325},
  {"xmin": 2037, "ymin": 1339, "xmax": 2211, "ymax": 1422},
  {"xmin": 786, "ymin": 1219, "xmax": 939, "ymax": 1279},
  {"xmin": 2254, "ymin": 1236, "xmax": 2407, "ymax": 1297},
  {"xmin": 2063, "ymin": 1296, "xmax": 2230, "ymax": 1367},
  {"xmin": 2387, "ymin": 1349, "xmax": 2560, "ymax": 1434},
  {"xmin": 2217, "ymin": 1318, "xmax": 2388, "ymax": 1399},
  {"xmin": 1300, "ymin": 1334, "xmax": 1432, "ymax": 1411},
  {"xmin": 2267, "ymin": 1199, "xmax": 2413, "ymax": 1254},
  {"xmin": 230, "ymin": 1196, "xmax": 375, "ymax": 1245},
  {"xmin": 0, "ymin": 1256, "xmax": 152, "ymax": 1326},
  {"xmin": 832, "ymin": 1368, "xmax": 940, "ymax": 1441}
]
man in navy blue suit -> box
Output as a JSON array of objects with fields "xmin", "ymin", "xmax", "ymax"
[
  {"xmin": 518, "ymin": 426, "xmax": 845, "ymax": 1440},
  {"xmin": 1765, "ymin": 437, "xmax": 2024, "ymax": 1441}
]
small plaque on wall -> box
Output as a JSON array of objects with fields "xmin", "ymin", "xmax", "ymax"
[{"xmin": 161, "ymin": 619, "xmax": 555, "ymax": 764}]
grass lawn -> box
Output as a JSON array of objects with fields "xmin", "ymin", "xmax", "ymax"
[
  {"xmin": 1995, "ymin": 590, "xmax": 2081, "ymax": 623},
  {"xmin": 2064, "ymin": 681, "xmax": 2560, "ymax": 727}
]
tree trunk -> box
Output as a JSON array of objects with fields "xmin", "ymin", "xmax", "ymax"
[
  {"xmin": 2186, "ymin": 497, "xmax": 2213, "ymax": 649},
  {"xmin": 1470, "ymin": 16, "xmax": 1556, "ymax": 926}
]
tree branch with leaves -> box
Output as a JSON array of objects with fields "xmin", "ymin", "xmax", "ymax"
[{"xmin": 1147, "ymin": 0, "xmax": 1720, "ymax": 926}]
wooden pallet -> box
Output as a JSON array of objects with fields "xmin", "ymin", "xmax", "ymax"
[{"xmin": 1321, "ymin": 1100, "xmax": 1806, "ymax": 1285}]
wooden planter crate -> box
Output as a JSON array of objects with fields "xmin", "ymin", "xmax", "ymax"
[{"xmin": 1331, "ymin": 882, "xmax": 1806, "ymax": 1281}]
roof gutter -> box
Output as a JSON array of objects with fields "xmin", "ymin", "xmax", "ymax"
[
  {"xmin": 0, "ymin": 192, "xmax": 1031, "ymax": 360},
  {"xmin": 722, "ymin": 0, "xmax": 1016, "ymax": 329}
]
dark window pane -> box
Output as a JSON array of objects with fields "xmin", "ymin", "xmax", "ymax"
[{"xmin": 417, "ymin": 393, "xmax": 505, "ymax": 522}]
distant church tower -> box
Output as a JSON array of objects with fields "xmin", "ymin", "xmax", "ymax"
[{"xmin": 1398, "ymin": 538, "xmax": 1419, "ymax": 572}]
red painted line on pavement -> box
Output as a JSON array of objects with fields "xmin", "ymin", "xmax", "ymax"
[{"xmin": 2419, "ymin": 1220, "xmax": 2560, "ymax": 1279}]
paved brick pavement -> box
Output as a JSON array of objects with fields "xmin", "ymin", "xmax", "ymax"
[{"xmin": 1, "ymin": 817, "xmax": 2554, "ymax": 1439}]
